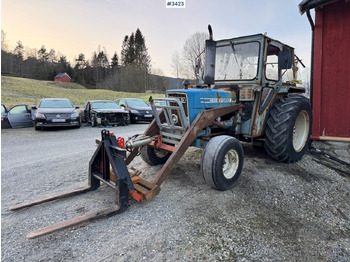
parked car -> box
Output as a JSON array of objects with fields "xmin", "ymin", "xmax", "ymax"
[
  {"xmin": 2, "ymin": 104, "xmax": 34, "ymax": 128},
  {"xmin": 115, "ymin": 98, "xmax": 154, "ymax": 123},
  {"xmin": 80, "ymin": 100, "xmax": 130, "ymax": 126},
  {"xmin": 33, "ymin": 98, "xmax": 80, "ymax": 130},
  {"xmin": 1, "ymin": 104, "xmax": 10, "ymax": 129}
]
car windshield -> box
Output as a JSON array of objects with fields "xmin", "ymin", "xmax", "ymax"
[
  {"xmin": 39, "ymin": 100, "xmax": 73, "ymax": 108},
  {"xmin": 92, "ymin": 102, "xmax": 120, "ymax": 109},
  {"xmin": 215, "ymin": 41, "xmax": 260, "ymax": 81},
  {"xmin": 126, "ymin": 99, "xmax": 148, "ymax": 107}
]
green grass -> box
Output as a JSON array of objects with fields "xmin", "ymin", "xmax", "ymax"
[{"xmin": 1, "ymin": 76, "xmax": 165, "ymax": 107}]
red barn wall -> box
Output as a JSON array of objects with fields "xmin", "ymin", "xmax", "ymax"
[
  {"xmin": 312, "ymin": 0, "xmax": 350, "ymax": 141},
  {"xmin": 55, "ymin": 75, "xmax": 71, "ymax": 82}
]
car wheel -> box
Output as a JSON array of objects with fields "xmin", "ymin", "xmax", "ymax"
[{"xmin": 91, "ymin": 116, "xmax": 97, "ymax": 127}]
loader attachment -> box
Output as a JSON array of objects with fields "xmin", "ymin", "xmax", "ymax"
[
  {"xmin": 10, "ymin": 129, "xmax": 141, "ymax": 239},
  {"xmin": 11, "ymin": 104, "xmax": 242, "ymax": 239}
]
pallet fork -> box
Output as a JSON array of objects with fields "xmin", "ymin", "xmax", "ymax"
[{"xmin": 10, "ymin": 104, "xmax": 242, "ymax": 239}]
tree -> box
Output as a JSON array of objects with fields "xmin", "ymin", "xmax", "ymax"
[
  {"xmin": 170, "ymin": 50, "xmax": 183, "ymax": 88},
  {"xmin": 13, "ymin": 41, "xmax": 25, "ymax": 74},
  {"xmin": 181, "ymin": 32, "xmax": 208, "ymax": 80},
  {"xmin": 126, "ymin": 33, "xmax": 135, "ymax": 65},
  {"xmin": 1, "ymin": 30, "xmax": 9, "ymax": 51},
  {"xmin": 38, "ymin": 45, "xmax": 48, "ymax": 62},
  {"xmin": 121, "ymin": 35, "xmax": 129, "ymax": 66},
  {"xmin": 111, "ymin": 52, "xmax": 119, "ymax": 69}
]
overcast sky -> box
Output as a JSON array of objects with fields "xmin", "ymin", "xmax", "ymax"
[{"xmin": 1, "ymin": 0, "xmax": 313, "ymax": 77}]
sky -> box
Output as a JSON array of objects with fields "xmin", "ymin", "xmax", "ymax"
[{"xmin": 1, "ymin": 0, "xmax": 314, "ymax": 77}]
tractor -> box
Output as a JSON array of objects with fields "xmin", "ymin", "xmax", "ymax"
[
  {"xmin": 140, "ymin": 25, "xmax": 312, "ymax": 190},
  {"xmin": 11, "ymin": 26, "xmax": 312, "ymax": 238}
]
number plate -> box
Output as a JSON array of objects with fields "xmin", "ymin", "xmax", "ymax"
[
  {"xmin": 52, "ymin": 119, "xmax": 66, "ymax": 122},
  {"xmin": 144, "ymin": 114, "xmax": 152, "ymax": 118}
]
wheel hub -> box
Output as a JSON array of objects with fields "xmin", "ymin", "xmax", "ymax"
[
  {"xmin": 293, "ymin": 110, "xmax": 310, "ymax": 152},
  {"xmin": 222, "ymin": 149, "xmax": 239, "ymax": 179}
]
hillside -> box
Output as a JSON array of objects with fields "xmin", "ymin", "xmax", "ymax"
[{"xmin": 1, "ymin": 76, "xmax": 164, "ymax": 107}]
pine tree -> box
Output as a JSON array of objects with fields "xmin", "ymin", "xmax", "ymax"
[
  {"xmin": 126, "ymin": 33, "xmax": 135, "ymax": 64},
  {"xmin": 121, "ymin": 35, "xmax": 129, "ymax": 66},
  {"xmin": 111, "ymin": 52, "xmax": 119, "ymax": 68}
]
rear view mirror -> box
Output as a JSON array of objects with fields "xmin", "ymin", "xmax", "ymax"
[
  {"xmin": 204, "ymin": 40, "xmax": 216, "ymax": 85},
  {"xmin": 278, "ymin": 50, "xmax": 293, "ymax": 70}
]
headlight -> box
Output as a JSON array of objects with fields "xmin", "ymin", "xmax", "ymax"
[
  {"xmin": 35, "ymin": 112, "xmax": 45, "ymax": 119},
  {"xmin": 71, "ymin": 112, "xmax": 79, "ymax": 118},
  {"xmin": 130, "ymin": 110, "xmax": 139, "ymax": 114}
]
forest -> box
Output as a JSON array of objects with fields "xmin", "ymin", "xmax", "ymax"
[{"xmin": 1, "ymin": 28, "xmax": 174, "ymax": 93}]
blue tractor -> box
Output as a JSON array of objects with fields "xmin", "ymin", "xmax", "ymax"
[
  {"xmin": 138, "ymin": 26, "xmax": 312, "ymax": 191},
  {"xmin": 11, "ymin": 26, "xmax": 312, "ymax": 238}
]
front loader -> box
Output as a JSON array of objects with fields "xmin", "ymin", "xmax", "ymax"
[{"xmin": 11, "ymin": 25, "xmax": 312, "ymax": 238}]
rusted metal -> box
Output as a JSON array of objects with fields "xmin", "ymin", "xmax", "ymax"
[
  {"xmin": 26, "ymin": 206, "xmax": 122, "ymax": 239},
  {"xmin": 10, "ymin": 186, "xmax": 93, "ymax": 211},
  {"xmin": 153, "ymin": 104, "xmax": 243, "ymax": 186},
  {"xmin": 11, "ymin": 130, "xmax": 136, "ymax": 239}
]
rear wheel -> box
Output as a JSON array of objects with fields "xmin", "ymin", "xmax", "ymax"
[
  {"xmin": 140, "ymin": 145, "xmax": 171, "ymax": 165},
  {"xmin": 265, "ymin": 95, "xmax": 312, "ymax": 163},
  {"xmin": 201, "ymin": 136, "xmax": 244, "ymax": 191}
]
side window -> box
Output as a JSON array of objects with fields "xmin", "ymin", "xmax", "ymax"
[
  {"xmin": 9, "ymin": 105, "xmax": 28, "ymax": 115},
  {"xmin": 265, "ymin": 44, "xmax": 280, "ymax": 81}
]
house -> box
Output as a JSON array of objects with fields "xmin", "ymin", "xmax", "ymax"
[
  {"xmin": 299, "ymin": 0, "xmax": 350, "ymax": 162},
  {"xmin": 54, "ymin": 73, "xmax": 71, "ymax": 83}
]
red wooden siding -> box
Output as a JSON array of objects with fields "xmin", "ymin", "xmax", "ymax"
[
  {"xmin": 54, "ymin": 74, "xmax": 71, "ymax": 82},
  {"xmin": 312, "ymin": 0, "xmax": 350, "ymax": 140}
]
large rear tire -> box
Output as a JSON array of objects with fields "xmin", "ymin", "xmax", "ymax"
[
  {"xmin": 140, "ymin": 145, "xmax": 171, "ymax": 166},
  {"xmin": 265, "ymin": 95, "xmax": 312, "ymax": 163},
  {"xmin": 201, "ymin": 136, "xmax": 244, "ymax": 191}
]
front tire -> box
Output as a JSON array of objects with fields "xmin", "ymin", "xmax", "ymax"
[
  {"xmin": 140, "ymin": 145, "xmax": 171, "ymax": 165},
  {"xmin": 91, "ymin": 115, "xmax": 97, "ymax": 127},
  {"xmin": 201, "ymin": 136, "xmax": 244, "ymax": 191},
  {"xmin": 265, "ymin": 95, "xmax": 312, "ymax": 163}
]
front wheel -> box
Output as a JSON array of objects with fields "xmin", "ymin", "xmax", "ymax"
[
  {"xmin": 201, "ymin": 136, "xmax": 244, "ymax": 191},
  {"xmin": 91, "ymin": 115, "xmax": 97, "ymax": 127},
  {"xmin": 265, "ymin": 95, "xmax": 312, "ymax": 163},
  {"xmin": 140, "ymin": 145, "xmax": 171, "ymax": 165}
]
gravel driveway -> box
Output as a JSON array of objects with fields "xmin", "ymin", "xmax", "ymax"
[{"xmin": 1, "ymin": 125, "xmax": 349, "ymax": 261}]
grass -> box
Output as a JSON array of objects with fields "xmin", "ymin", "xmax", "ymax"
[{"xmin": 1, "ymin": 76, "xmax": 165, "ymax": 107}]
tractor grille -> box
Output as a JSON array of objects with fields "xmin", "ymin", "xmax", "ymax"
[{"xmin": 167, "ymin": 93, "xmax": 188, "ymax": 118}]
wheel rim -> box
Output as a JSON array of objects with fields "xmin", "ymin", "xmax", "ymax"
[
  {"xmin": 154, "ymin": 149, "xmax": 168, "ymax": 158},
  {"xmin": 293, "ymin": 110, "xmax": 310, "ymax": 152},
  {"xmin": 222, "ymin": 149, "xmax": 239, "ymax": 179}
]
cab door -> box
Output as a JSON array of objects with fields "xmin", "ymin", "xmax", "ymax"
[{"xmin": 7, "ymin": 105, "xmax": 33, "ymax": 128}]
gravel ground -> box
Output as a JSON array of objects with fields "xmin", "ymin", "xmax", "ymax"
[{"xmin": 1, "ymin": 125, "xmax": 350, "ymax": 261}]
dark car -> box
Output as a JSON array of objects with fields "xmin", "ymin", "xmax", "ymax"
[
  {"xmin": 1, "ymin": 104, "xmax": 10, "ymax": 129},
  {"xmin": 33, "ymin": 98, "xmax": 80, "ymax": 130},
  {"xmin": 81, "ymin": 100, "xmax": 130, "ymax": 126},
  {"xmin": 2, "ymin": 104, "xmax": 34, "ymax": 129},
  {"xmin": 115, "ymin": 98, "xmax": 153, "ymax": 123}
]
